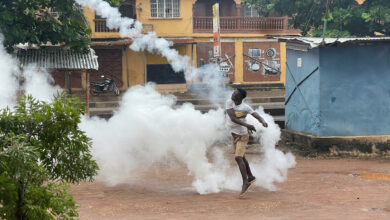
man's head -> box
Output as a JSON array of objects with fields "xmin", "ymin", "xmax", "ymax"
[{"xmin": 231, "ymin": 88, "xmax": 247, "ymax": 104}]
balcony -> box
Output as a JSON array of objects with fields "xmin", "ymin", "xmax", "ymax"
[
  {"xmin": 94, "ymin": 18, "xmax": 154, "ymax": 34},
  {"xmin": 193, "ymin": 16, "xmax": 299, "ymax": 34},
  {"xmin": 95, "ymin": 18, "xmax": 118, "ymax": 32}
]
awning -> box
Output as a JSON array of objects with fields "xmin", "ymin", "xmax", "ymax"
[{"xmin": 17, "ymin": 47, "xmax": 99, "ymax": 70}]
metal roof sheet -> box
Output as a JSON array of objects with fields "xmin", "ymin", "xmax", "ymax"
[
  {"xmin": 17, "ymin": 48, "xmax": 99, "ymax": 70},
  {"xmin": 278, "ymin": 37, "xmax": 390, "ymax": 49}
]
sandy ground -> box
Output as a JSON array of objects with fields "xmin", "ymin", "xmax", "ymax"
[{"xmin": 71, "ymin": 158, "xmax": 390, "ymax": 220}]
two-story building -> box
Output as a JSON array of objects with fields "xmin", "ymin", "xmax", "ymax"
[{"xmin": 83, "ymin": 0, "xmax": 300, "ymax": 92}]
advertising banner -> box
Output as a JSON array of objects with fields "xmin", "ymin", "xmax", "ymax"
[{"xmin": 212, "ymin": 3, "xmax": 220, "ymax": 58}]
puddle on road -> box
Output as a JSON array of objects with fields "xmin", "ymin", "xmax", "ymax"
[
  {"xmin": 302, "ymin": 171, "xmax": 353, "ymax": 175},
  {"xmin": 302, "ymin": 171, "xmax": 390, "ymax": 180},
  {"xmin": 358, "ymin": 173, "xmax": 390, "ymax": 180},
  {"xmin": 383, "ymin": 208, "xmax": 390, "ymax": 212}
]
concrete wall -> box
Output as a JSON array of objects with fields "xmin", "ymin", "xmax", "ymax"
[
  {"xmin": 285, "ymin": 48, "xmax": 321, "ymax": 135},
  {"xmin": 319, "ymin": 44, "xmax": 390, "ymax": 136}
]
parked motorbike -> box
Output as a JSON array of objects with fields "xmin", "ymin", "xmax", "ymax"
[{"xmin": 90, "ymin": 75, "xmax": 120, "ymax": 96}]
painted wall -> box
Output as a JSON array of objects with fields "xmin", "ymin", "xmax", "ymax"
[
  {"xmin": 319, "ymin": 44, "xmax": 390, "ymax": 136},
  {"xmin": 285, "ymin": 48, "xmax": 321, "ymax": 135},
  {"xmin": 136, "ymin": 0, "xmax": 196, "ymax": 37},
  {"xmin": 243, "ymin": 41, "xmax": 281, "ymax": 82}
]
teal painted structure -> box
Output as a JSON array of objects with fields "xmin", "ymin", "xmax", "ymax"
[{"xmin": 284, "ymin": 38, "xmax": 390, "ymax": 136}]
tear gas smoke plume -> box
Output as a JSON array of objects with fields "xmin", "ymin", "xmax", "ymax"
[
  {"xmin": 0, "ymin": 0, "xmax": 296, "ymax": 194},
  {"xmin": 78, "ymin": 84, "xmax": 295, "ymax": 193},
  {"xmin": 187, "ymin": 63, "xmax": 232, "ymax": 105},
  {"xmin": 0, "ymin": 36, "xmax": 19, "ymax": 109},
  {"xmin": 23, "ymin": 65, "xmax": 61, "ymax": 102},
  {"xmin": 79, "ymin": 85, "xmax": 229, "ymax": 193}
]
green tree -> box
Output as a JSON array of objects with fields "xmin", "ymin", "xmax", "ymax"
[
  {"xmin": 0, "ymin": 94, "xmax": 98, "ymax": 219},
  {"xmin": 243, "ymin": 0, "xmax": 390, "ymax": 37},
  {"xmin": 0, "ymin": 0, "xmax": 122, "ymax": 52}
]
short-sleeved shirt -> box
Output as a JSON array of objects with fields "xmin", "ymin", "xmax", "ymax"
[{"xmin": 225, "ymin": 99, "xmax": 255, "ymax": 135}]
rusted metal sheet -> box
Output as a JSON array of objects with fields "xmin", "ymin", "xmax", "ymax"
[
  {"xmin": 17, "ymin": 48, "xmax": 99, "ymax": 70},
  {"xmin": 279, "ymin": 37, "xmax": 390, "ymax": 50}
]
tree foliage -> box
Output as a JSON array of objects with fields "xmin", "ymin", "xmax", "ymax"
[
  {"xmin": 0, "ymin": 0, "xmax": 120, "ymax": 52},
  {"xmin": 243, "ymin": 0, "xmax": 390, "ymax": 37},
  {"xmin": 0, "ymin": 94, "xmax": 98, "ymax": 219}
]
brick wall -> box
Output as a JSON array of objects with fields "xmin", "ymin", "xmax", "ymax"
[
  {"xmin": 49, "ymin": 49, "xmax": 123, "ymax": 89},
  {"xmin": 90, "ymin": 49, "xmax": 123, "ymax": 87},
  {"xmin": 51, "ymin": 70, "xmax": 82, "ymax": 88}
]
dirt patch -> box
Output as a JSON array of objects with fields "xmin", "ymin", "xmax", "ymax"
[{"xmin": 71, "ymin": 158, "xmax": 390, "ymax": 219}]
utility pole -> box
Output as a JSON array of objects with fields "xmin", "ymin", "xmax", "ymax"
[
  {"xmin": 322, "ymin": 0, "xmax": 331, "ymax": 42},
  {"xmin": 212, "ymin": 3, "xmax": 221, "ymax": 60}
]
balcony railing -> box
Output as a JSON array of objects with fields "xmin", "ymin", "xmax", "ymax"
[
  {"xmin": 95, "ymin": 18, "xmax": 119, "ymax": 32},
  {"xmin": 94, "ymin": 18, "xmax": 154, "ymax": 34},
  {"xmin": 95, "ymin": 17, "xmax": 298, "ymax": 34},
  {"xmin": 193, "ymin": 16, "xmax": 296, "ymax": 33}
]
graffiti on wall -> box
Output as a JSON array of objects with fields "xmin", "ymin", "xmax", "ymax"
[
  {"xmin": 243, "ymin": 41, "xmax": 281, "ymax": 82},
  {"xmin": 245, "ymin": 47, "xmax": 280, "ymax": 75},
  {"xmin": 196, "ymin": 42, "xmax": 235, "ymax": 82}
]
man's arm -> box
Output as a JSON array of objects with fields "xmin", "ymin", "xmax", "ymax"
[
  {"xmin": 226, "ymin": 108, "xmax": 256, "ymax": 132},
  {"xmin": 251, "ymin": 112, "xmax": 268, "ymax": 128}
]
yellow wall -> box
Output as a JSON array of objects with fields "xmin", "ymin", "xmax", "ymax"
[
  {"xmin": 280, "ymin": 42, "xmax": 286, "ymax": 85},
  {"xmin": 127, "ymin": 50, "xmax": 146, "ymax": 86},
  {"xmin": 234, "ymin": 40, "xmax": 244, "ymax": 83},
  {"xmin": 85, "ymin": 0, "xmax": 273, "ymax": 39}
]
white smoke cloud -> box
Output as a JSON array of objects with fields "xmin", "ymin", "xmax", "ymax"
[
  {"xmin": 187, "ymin": 63, "xmax": 232, "ymax": 106},
  {"xmin": 23, "ymin": 65, "xmax": 61, "ymax": 102},
  {"xmin": 249, "ymin": 107, "xmax": 296, "ymax": 191},
  {"xmin": 0, "ymin": 36, "xmax": 61, "ymax": 107},
  {"xmin": 79, "ymin": 84, "xmax": 229, "ymax": 193},
  {"xmin": 78, "ymin": 84, "xmax": 295, "ymax": 193},
  {"xmin": 0, "ymin": 35, "xmax": 20, "ymax": 109},
  {"xmin": 0, "ymin": 0, "xmax": 296, "ymax": 195}
]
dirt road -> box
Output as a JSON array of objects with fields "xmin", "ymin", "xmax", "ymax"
[{"xmin": 71, "ymin": 158, "xmax": 390, "ymax": 219}]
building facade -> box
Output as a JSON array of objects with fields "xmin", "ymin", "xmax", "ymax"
[{"xmin": 83, "ymin": 0, "xmax": 300, "ymax": 92}]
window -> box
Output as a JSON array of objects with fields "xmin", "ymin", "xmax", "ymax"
[
  {"xmin": 243, "ymin": 6, "xmax": 260, "ymax": 17},
  {"xmin": 249, "ymin": 48, "xmax": 261, "ymax": 58},
  {"xmin": 150, "ymin": 0, "xmax": 180, "ymax": 18},
  {"xmin": 119, "ymin": 3, "xmax": 136, "ymax": 19},
  {"xmin": 95, "ymin": 1, "xmax": 135, "ymax": 19}
]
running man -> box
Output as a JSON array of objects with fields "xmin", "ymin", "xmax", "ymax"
[{"xmin": 226, "ymin": 88, "xmax": 268, "ymax": 198}]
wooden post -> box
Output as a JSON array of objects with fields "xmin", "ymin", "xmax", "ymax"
[
  {"xmin": 65, "ymin": 71, "xmax": 72, "ymax": 94},
  {"xmin": 86, "ymin": 71, "xmax": 90, "ymax": 117},
  {"xmin": 236, "ymin": 4, "xmax": 241, "ymax": 30},
  {"xmin": 283, "ymin": 16, "xmax": 289, "ymax": 31}
]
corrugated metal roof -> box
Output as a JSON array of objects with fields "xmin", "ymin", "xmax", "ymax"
[
  {"xmin": 278, "ymin": 37, "xmax": 390, "ymax": 49},
  {"xmin": 17, "ymin": 48, "xmax": 99, "ymax": 70}
]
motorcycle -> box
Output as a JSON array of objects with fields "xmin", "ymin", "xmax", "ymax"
[{"xmin": 90, "ymin": 75, "xmax": 120, "ymax": 96}]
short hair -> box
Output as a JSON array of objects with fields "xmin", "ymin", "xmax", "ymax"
[{"xmin": 237, "ymin": 88, "xmax": 247, "ymax": 99}]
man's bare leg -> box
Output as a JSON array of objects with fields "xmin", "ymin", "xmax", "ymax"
[
  {"xmin": 235, "ymin": 156, "xmax": 251, "ymax": 197},
  {"xmin": 243, "ymin": 156, "xmax": 256, "ymax": 183}
]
